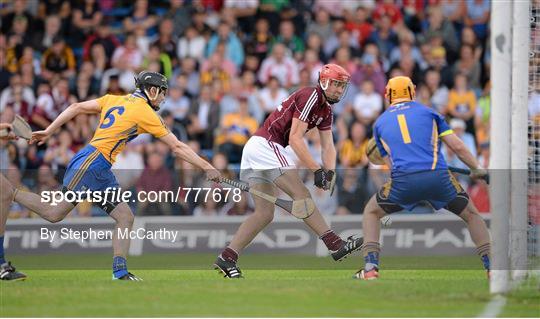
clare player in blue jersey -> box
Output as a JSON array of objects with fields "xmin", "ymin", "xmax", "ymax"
[{"xmin": 354, "ymin": 76, "xmax": 491, "ymax": 280}]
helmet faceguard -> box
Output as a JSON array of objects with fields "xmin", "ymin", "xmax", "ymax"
[
  {"xmin": 135, "ymin": 71, "xmax": 168, "ymax": 111},
  {"xmin": 318, "ymin": 64, "xmax": 351, "ymax": 104}
]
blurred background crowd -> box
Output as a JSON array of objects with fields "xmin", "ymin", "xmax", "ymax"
[{"xmin": 0, "ymin": 0, "xmax": 535, "ymax": 218}]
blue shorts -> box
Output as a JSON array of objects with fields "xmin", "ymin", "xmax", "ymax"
[
  {"xmin": 63, "ymin": 145, "xmax": 119, "ymax": 193},
  {"xmin": 377, "ymin": 170, "xmax": 465, "ymax": 213}
]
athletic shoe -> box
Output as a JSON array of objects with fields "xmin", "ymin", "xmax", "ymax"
[
  {"xmin": 113, "ymin": 272, "xmax": 143, "ymax": 281},
  {"xmin": 214, "ymin": 256, "xmax": 243, "ymax": 278},
  {"xmin": 331, "ymin": 236, "xmax": 363, "ymax": 261},
  {"xmin": 0, "ymin": 261, "xmax": 27, "ymax": 281},
  {"xmin": 353, "ymin": 268, "xmax": 379, "ymax": 280}
]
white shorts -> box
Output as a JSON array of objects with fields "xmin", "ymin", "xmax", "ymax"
[{"xmin": 240, "ymin": 136, "xmax": 295, "ymax": 183}]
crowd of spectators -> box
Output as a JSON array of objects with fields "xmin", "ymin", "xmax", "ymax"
[{"xmin": 0, "ymin": 0, "xmax": 505, "ymax": 218}]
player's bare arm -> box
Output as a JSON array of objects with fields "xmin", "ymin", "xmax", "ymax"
[
  {"xmin": 289, "ymin": 118, "xmax": 320, "ymax": 172},
  {"xmin": 159, "ymin": 133, "xmax": 221, "ymax": 181},
  {"xmin": 319, "ymin": 129, "xmax": 336, "ymax": 171},
  {"xmin": 30, "ymin": 99, "xmax": 101, "ymax": 145},
  {"xmin": 441, "ymin": 133, "xmax": 486, "ymax": 178}
]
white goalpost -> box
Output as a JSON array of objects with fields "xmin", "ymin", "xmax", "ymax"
[{"xmin": 490, "ymin": 0, "xmax": 536, "ymax": 294}]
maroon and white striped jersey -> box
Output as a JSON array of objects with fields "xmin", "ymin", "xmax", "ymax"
[{"xmin": 254, "ymin": 86, "xmax": 333, "ymax": 147}]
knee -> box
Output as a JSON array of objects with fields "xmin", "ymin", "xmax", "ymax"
[{"xmin": 115, "ymin": 211, "xmax": 134, "ymax": 226}]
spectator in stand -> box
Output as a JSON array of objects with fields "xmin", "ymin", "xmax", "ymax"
[
  {"xmin": 200, "ymin": 52, "xmax": 234, "ymax": 92},
  {"xmin": 206, "ymin": 21, "xmax": 245, "ymax": 69},
  {"xmin": 160, "ymin": 85, "xmax": 191, "ymax": 125},
  {"xmin": 330, "ymin": 47, "xmax": 357, "ymax": 79},
  {"xmin": 215, "ymin": 96, "xmax": 258, "ymax": 164},
  {"xmin": 142, "ymin": 44, "xmax": 172, "ymax": 79},
  {"xmin": 453, "ymin": 44, "xmax": 482, "ymax": 90},
  {"xmin": 299, "ymin": 49, "xmax": 324, "ymax": 85},
  {"xmin": 102, "ymin": 33, "xmax": 143, "ymax": 93},
  {"xmin": 424, "ymin": 68, "xmax": 449, "ymax": 114},
  {"xmin": 0, "ymin": 73, "xmax": 35, "ymax": 113},
  {"xmin": 244, "ymin": 18, "xmax": 274, "ymax": 63},
  {"xmin": 345, "ymin": 6, "xmax": 374, "ymax": 46},
  {"xmin": 369, "ymin": 14, "xmax": 399, "ymax": 58},
  {"xmin": 351, "ymin": 44, "xmax": 387, "ymax": 95},
  {"xmin": 187, "ymin": 85, "xmax": 220, "ymax": 150},
  {"xmin": 4, "ymin": 85, "xmax": 33, "ymax": 125},
  {"xmin": 447, "ymin": 73, "xmax": 477, "ymax": 135},
  {"xmin": 336, "ymin": 169, "xmax": 368, "ymax": 215},
  {"xmin": 475, "ymin": 81, "xmax": 491, "ymax": 146},
  {"xmin": 151, "ymin": 18, "xmax": 177, "ymax": 64},
  {"xmin": 273, "ymin": 19, "xmax": 305, "ymax": 60},
  {"xmin": 70, "ymin": 0, "xmax": 102, "ymax": 47},
  {"xmin": 82, "ymin": 24, "xmax": 120, "ymax": 62},
  {"xmin": 372, "ymin": 0, "xmax": 403, "ymax": 26},
  {"xmin": 32, "ymin": 14, "xmax": 62, "ymax": 53},
  {"xmin": 136, "ymin": 152, "xmax": 173, "ymax": 216},
  {"xmin": 165, "ymin": 0, "xmax": 193, "ymax": 38},
  {"xmin": 177, "ymin": 26, "xmax": 206, "ymax": 63},
  {"xmin": 329, "ymin": 29, "xmax": 361, "ymax": 63},
  {"xmin": 257, "ymin": 76, "xmax": 289, "ymax": 119},
  {"xmin": 123, "ymin": 0, "xmax": 157, "ymax": 37},
  {"xmin": 1, "ymin": 0, "xmax": 35, "ymax": 35},
  {"xmin": 339, "ymin": 121, "xmax": 369, "ymax": 169},
  {"xmin": 43, "ymin": 129, "xmax": 75, "ymax": 171},
  {"xmin": 420, "ymin": 6, "xmax": 459, "ymax": 61},
  {"xmin": 464, "ymin": 0, "xmax": 490, "ymax": 41},
  {"xmin": 352, "ymin": 80, "xmax": 383, "ymax": 126},
  {"xmin": 306, "ymin": 9, "xmax": 333, "ymax": 43},
  {"xmin": 40, "ymin": 36, "xmax": 76, "ymax": 81},
  {"xmin": 258, "ymin": 43, "xmax": 299, "ymax": 89}
]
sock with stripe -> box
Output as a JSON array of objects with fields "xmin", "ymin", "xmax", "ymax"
[
  {"xmin": 112, "ymin": 256, "xmax": 128, "ymax": 278},
  {"xmin": 362, "ymin": 242, "xmax": 381, "ymax": 271},
  {"xmin": 320, "ymin": 230, "xmax": 345, "ymax": 251},
  {"xmin": 476, "ymin": 243, "xmax": 491, "ymax": 270},
  {"xmin": 220, "ymin": 247, "xmax": 239, "ymax": 263}
]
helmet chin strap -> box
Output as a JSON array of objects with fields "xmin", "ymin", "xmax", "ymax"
[
  {"xmin": 319, "ymin": 79, "xmax": 337, "ymax": 104},
  {"xmin": 141, "ymin": 87, "xmax": 161, "ymax": 110}
]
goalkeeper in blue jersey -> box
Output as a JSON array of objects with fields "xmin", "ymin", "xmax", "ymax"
[{"xmin": 354, "ymin": 76, "xmax": 491, "ymax": 280}]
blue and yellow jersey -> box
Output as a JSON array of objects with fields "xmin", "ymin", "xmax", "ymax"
[
  {"xmin": 90, "ymin": 92, "xmax": 170, "ymax": 163},
  {"xmin": 373, "ymin": 101, "xmax": 453, "ymax": 176}
]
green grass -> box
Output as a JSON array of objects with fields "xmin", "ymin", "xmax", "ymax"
[{"xmin": 1, "ymin": 254, "xmax": 539, "ymax": 317}]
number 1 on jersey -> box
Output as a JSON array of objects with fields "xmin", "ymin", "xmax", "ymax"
[{"xmin": 397, "ymin": 114, "xmax": 412, "ymax": 144}]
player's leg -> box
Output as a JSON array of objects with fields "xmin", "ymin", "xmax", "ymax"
[
  {"xmin": 0, "ymin": 173, "xmax": 26, "ymax": 280},
  {"xmin": 215, "ymin": 181, "xmax": 277, "ymax": 278},
  {"xmin": 13, "ymin": 189, "xmax": 74, "ymax": 223},
  {"xmin": 274, "ymin": 170, "xmax": 363, "ymax": 261},
  {"xmin": 447, "ymin": 194, "xmax": 491, "ymax": 275},
  {"xmin": 108, "ymin": 202, "xmax": 140, "ymax": 281},
  {"xmin": 354, "ymin": 182, "xmax": 403, "ymax": 280}
]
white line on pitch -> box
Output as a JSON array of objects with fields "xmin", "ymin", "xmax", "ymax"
[{"xmin": 477, "ymin": 294, "xmax": 507, "ymax": 318}]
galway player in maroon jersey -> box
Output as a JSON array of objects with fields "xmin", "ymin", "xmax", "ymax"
[{"xmin": 214, "ymin": 64, "xmax": 363, "ymax": 278}]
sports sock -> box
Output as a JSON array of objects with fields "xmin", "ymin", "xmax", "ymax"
[
  {"xmin": 112, "ymin": 256, "xmax": 128, "ymax": 278},
  {"xmin": 320, "ymin": 230, "xmax": 345, "ymax": 251},
  {"xmin": 220, "ymin": 247, "xmax": 238, "ymax": 263},
  {"xmin": 362, "ymin": 242, "xmax": 381, "ymax": 271},
  {"xmin": 476, "ymin": 243, "xmax": 490, "ymax": 270},
  {"xmin": 0, "ymin": 236, "xmax": 5, "ymax": 265}
]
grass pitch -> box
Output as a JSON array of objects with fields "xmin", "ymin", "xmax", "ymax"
[{"xmin": 1, "ymin": 254, "xmax": 539, "ymax": 317}]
